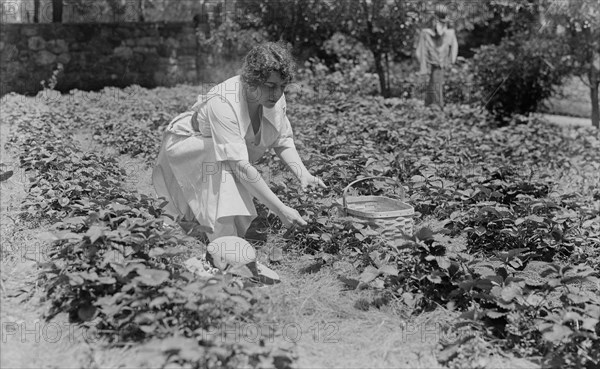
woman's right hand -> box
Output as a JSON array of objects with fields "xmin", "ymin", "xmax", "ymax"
[
  {"xmin": 226, "ymin": 160, "xmax": 307, "ymax": 229},
  {"xmin": 277, "ymin": 205, "xmax": 307, "ymax": 228}
]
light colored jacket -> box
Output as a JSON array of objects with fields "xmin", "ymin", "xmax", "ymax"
[{"xmin": 415, "ymin": 28, "xmax": 458, "ymax": 74}]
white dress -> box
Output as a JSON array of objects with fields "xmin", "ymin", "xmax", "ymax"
[{"xmin": 152, "ymin": 76, "xmax": 296, "ymax": 240}]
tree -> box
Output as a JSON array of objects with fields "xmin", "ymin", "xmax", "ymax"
[
  {"xmin": 138, "ymin": 0, "xmax": 145, "ymax": 22},
  {"xmin": 240, "ymin": 0, "xmax": 418, "ymax": 97},
  {"xmin": 337, "ymin": 0, "xmax": 417, "ymax": 97},
  {"xmin": 52, "ymin": 0, "xmax": 63, "ymax": 22},
  {"xmin": 34, "ymin": 0, "xmax": 40, "ymax": 22},
  {"xmin": 491, "ymin": 0, "xmax": 600, "ymax": 128},
  {"xmin": 140, "ymin": 0, "xmax": 218, "ymax": 23},
  {"xmin": 546, "ymin": 0, "xmax": 600, "ymax": 128},
  {"xmin": 236, "ymin": 0, "xmax": 340, "ymax": 60}
]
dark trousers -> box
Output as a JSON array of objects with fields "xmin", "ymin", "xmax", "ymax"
[{"xmin": 425, "ymin": 66, "xmax": 444, "ymax": 109}]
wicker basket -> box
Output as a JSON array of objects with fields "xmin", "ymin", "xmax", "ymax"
[{"xmin": 337, "ymin": 176, "xmax": 415, "ymax": 240}]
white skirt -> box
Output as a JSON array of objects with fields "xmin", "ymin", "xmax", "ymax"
[{"xmin": 152, "ymin": 114, "xmax": 256, "ymax": 239}]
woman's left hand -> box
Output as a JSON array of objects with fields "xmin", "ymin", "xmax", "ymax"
[{"xmin": 299, "ymin": 174, "xmax": 327, "ymax": 191}]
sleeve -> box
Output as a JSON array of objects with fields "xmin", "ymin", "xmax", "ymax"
[
  {"xmin": 415, "ymin": 29, "xmax": 428, "ymax": 75},
  {"xmin": 206, "ymin": 97, "xmax": 249, "ymax": 162},
  {"xmin": 272, "ymin": 98, "xmax": 296, "ymax": 149},
  {"xmin": 450, "ymin": 30, "xmax": 459, "ymax": 64}
]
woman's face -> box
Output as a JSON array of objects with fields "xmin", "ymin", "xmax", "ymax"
[
  {"xmin": 248, "ymin": 71, "xmax": 287, "ymax": 109},
  {"xmin": 434, "ymin": 20, "xmax": 447, "ymax": 36}
]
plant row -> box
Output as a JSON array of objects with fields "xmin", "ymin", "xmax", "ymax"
[
  {"xmin": 3, "ymin": 95, "xmax": 294, "ymax": 369},
  {"xmin": 19, "ymin": 85, "xmax": 600, "ymax": 368}
]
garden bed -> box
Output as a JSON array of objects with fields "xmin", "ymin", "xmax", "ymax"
[{"xmin": 1, "ymin": 84, "xmax": 598, "ymax": 368}]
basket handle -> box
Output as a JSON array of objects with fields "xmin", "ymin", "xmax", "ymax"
[{"xmin": 342, "ymin": 176, "xmax": 405, "ymax": 213}]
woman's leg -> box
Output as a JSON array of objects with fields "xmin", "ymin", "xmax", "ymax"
[{"xmin": 207, "ymin": 218, "xmax": 238, "ymax": 242}]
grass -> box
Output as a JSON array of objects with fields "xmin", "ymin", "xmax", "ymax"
[
  {"xmin": 541, "ymin": 75, "xmax": 592, "ymax": 118},
  {"xmin": 253, "ymin": 248, "xmax": 447, "ymax": 369}
]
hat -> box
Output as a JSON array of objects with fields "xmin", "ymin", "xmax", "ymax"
[
  {"xmin": 207, "ymin": 236, "xmax": 280, "ymax": 284},
  {"xmin": 207, "ymin": 236, "xmax": 256, "ymax": 269},
  {"xmin": 434, "ymin": 4, "xmax": 449, "ymax": 23}
]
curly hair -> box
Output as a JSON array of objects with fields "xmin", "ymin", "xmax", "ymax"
[{"xmin": 241, "ymin": 42, "xmax": 296, "ymax": 87}]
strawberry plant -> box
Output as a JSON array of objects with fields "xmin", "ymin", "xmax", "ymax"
[
  {"xmin": 455, "ymin": 260, "xmax": 600, "ymax": 368},
  {"xmin": 5, "ymin": 102, "xmax": 294, "ymax": 368},
  {"xmin": 4, "ymin": 82, "xmax": 598, "ymax": 368}
]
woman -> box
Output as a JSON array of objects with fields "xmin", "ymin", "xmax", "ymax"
[{"xmin": 152, "ymin": 42, "xmax": 325, "ymax": 242}]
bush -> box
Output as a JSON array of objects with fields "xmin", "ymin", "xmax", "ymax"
[
  {"xmin": 295, "ymin": 57, "xmax": 379, "ymax": 99},
  {"xmin": 472, "ymin": 33, "xmax": 570, "ymax": 120},
  {"xmin": 291, "ymin": 33, "xmax": 380, "ymax": 102},
  {"xmin": 198, "ymin": 19, "xmax": 268, "ymax": 82}
]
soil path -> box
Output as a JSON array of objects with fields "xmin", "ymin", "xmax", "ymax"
[
  {"xmin": 0, "ymin": 116, "xmax": 136, "ymax": 368},
  {"xmin": 540, "ymin": 113, "xmax": 593, "ymax": 127},
  {"xmin": 1, "ymin": 111, "xmax": 97, "ymax": 368}
]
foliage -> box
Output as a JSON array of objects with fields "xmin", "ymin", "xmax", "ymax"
[
  {"xmin": 479, "ymin": 0, "xmax": 600, "ymax": 128},
  {"xmin": 199, "ymin": 18, "xmax": 267, "ymax": 63},
  {"xmin": 472, "ymin": 32, "xmax": 570, "ymax": 121},
  {"xmin": 546, "ymin": 0, "xmax": 600, "ymax": 128},
  {"xmin": 295, "ymin": 33, "xmax": 380, "ymax": 99},
  {"xmin": 277, "ymin": 96, "xmax": 600, "ymax": 367},
  {"xmin": 3, "ymin": 92, "xmax": 294, "ymax": 368},
  {"xmin": 449, "ymin": 256, "xmax": 600, "ymax": 368},
  {"xmin": 546, "ymin": 0, "xmax": 600, "ymax": 75},
  {"xmin": 391, "ymin": 58, "xmax": 479, "ymax": 104},
  {"xmin": 334, "ymin": 0, "xmax": 419, "ymax": 97},
  {"xmin": 239, "ymin": 0, "xmax": 419, "ymax": 97},
  {"xmin": 236, "ymin": 0, "xmax": 340, "ymax": 59},
  {"xmin": 457, "ymin": 8, "xmax": 512, "ymax": 57},
  {"xmin": 40, "ymin": 64, "xmax": 64, "ymax": 91},
  {"xmin": 3, "ymin": 80, "xmax": 599, "ymax": 368},
  {"xmin": 321, "ymin": 32, "xmax": 374, "ymax": 67}
]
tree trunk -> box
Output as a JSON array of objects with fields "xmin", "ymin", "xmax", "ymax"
[
  {"xmin": 384, "ymin": 52, "xmax": 390, "ymax": 96},
  {"xmin": 590, "ymin": 51, "xmax": 599, "ymax": 129},
  {"xmin": 194, "ymin": 8, "xmax": 210, "ymax": 83},
  {"xmin": 373, "ymin": 51, "xmax": 390, "ymax": 98},
  {"xmin": 52, "ymin": 0, "xmax": 62, "ymax": 23},
  {"xmin": 138, "ymin": 0, "xmax": 145, "ymax": 22},
  {"xmin": 591, "ymin": 83, "xmax": 599, "ymax": 129},
  {"xmin": 34, "ymin": 0, "xmax": 40, "ymax": 23}
]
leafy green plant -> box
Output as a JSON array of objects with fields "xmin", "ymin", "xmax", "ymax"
[
  {"xmin": 391, "ymin": 58, "xmax": 479, "ymax": 104},
  {"xmin": 4, "ymin": 80, "xmax": 598, "ymax": 369},
  {"xmin": 40, "ymin": 63, "xmax": 64, "ymax": 91},
  {"xmin": 7, "ymin": 105, "xmax": 293, "ymax": 368},
  {"xmin": 455, "ymin": 259, "xmax": 599, "ymax": 368},
  {"xmin": 472, "ymin": 32, "xmax": 570, "ymax": 121}
]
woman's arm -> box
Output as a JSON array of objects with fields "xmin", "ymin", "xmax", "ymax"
[
  {"xmin": 274, "ymin": 145, "xmax": 308, "ymax": 179},
  {"xmin": 274, "ymin": 146, "xmax": 326, "ymax": 190},
  {"xmin": 226, "ymin": 159, "xmax": 307, "ymax": 227}
]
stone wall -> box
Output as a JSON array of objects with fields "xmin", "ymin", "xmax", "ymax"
[{"xmin": 0, "ymin": 22, "xmax": 201, "ymax": 95}]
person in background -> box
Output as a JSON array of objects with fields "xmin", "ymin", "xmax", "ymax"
[
  {"xmin": 415, "ymin": 5, "xmax": 459, "ymax": 110},
  {"xmin": 152, "ymin": 42, "xmax": 326, "ymax": 242}
]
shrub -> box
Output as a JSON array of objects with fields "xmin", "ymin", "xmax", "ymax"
[
  {"xmin": 292, "ymin": 33, "xmax": 380, "ymax": 102},
  {"xmin": 198, "ymin": 19, "xmax": 268, "ymax": 83},
  {"xmin": 472, "ymin": 33, "xmax": 570, "ymax": 121}
]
